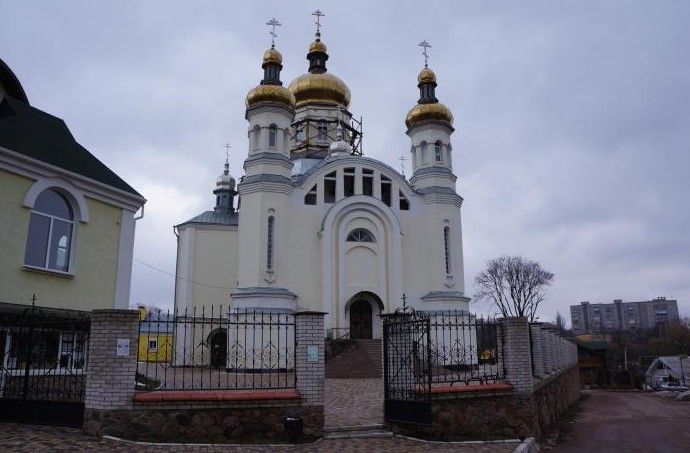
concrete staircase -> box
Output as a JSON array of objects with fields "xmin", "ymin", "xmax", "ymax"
[{"xmin": 326, "ymin": 339, "xmax": 383, "ymax": 379}]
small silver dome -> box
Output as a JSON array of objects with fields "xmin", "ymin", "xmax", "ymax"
[{"xmin": 216, "ymin": 172, "xmax": 235, "ymax": 190}]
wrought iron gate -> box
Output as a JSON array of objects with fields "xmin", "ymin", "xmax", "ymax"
[
  {"xmin": 0, "ymin": 305, "xmax": 90, "ymax": 427},
  {"xmin": 382, "ymin": 312, "xmax": 432, "ymax": 425}
]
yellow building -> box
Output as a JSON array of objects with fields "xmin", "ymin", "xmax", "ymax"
[
  {"xmin": 0, "ymin": 57, "xmax": 146, "ymax": 313},
  {"xmin": 137, "ymin": 311, "xmax": 174, "ymax": 363}
]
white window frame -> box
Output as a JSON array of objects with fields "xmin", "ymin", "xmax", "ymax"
[
  {"xmin": 24, "ymin": 199, "xmax": 76, "ymax": 274},
  {"xmin": 148, "ymin": 338, "xmax": 158, "ymax": 352}
]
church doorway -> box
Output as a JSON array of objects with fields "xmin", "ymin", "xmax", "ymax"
[
  {"xmin": 208, "ymin": 329, "xmax": 227, "ymax": 368},
  {"xmin": 350, "ymin": 299, "xmax": 373, "ymax": 339}
]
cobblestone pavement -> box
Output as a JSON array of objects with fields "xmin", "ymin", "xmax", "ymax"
[
  {"xmin": 325, "ymin": 378, "xmax": 384, "ymax": 427},
  {"xmin": 0, "ymin": 423, "xmax": 519, "ymax": 452}
]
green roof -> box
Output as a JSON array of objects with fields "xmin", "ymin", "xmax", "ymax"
[{"xmin": 0, "ymin": 96, "xmax": 141, "ymax": 197}]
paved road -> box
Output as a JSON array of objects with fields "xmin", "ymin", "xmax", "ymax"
[
  {"xmin": 0, "ymin": 423, "xmax": 518, "ymax": 452},
  {"xmin": 553, "ymin": 390, "xmax": 690, "ymax": 453}
]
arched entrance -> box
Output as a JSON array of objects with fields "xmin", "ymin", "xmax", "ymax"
[
  {"xmin": 209, "ymin": 329, "xmax": 227, "ymax": 368},
  {"xmin": 350, "ymin": 299, "xmax": 373, "ymax": 339}
]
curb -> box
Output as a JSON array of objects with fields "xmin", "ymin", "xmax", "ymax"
[
  {"xmin": 513, "ymin": 437, "xmax": 539, "ymax": 453},
  {"xmin": 102, "ymin": 434, "xmax": 324, "ymax": 448}
]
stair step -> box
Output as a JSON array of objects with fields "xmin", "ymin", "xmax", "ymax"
[
  {"xmin": 325, "ymin": 430, "xmax": 393, "ymax": 439},
  {"xmin": 324, "ymin": 424, "xmax": 385, "ymax": 433}
]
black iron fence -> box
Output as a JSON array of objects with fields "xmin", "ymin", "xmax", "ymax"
[
  {"xmin": 0, "ymin": 304, "xmax": 90, "ymax": 427},
  {"xmin": 425, "ymin": 310, "xmax": 505, "ymax": 386},
  {"xmin": 136, "ymin": 306, "xmax": 296, "ymax": 391}
]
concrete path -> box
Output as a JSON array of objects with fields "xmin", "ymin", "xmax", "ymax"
[{"xmin": 552, "ymin": 390, "xmax": 690, "ymax": 452}]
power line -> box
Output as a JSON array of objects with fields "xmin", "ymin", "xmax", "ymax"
[{"xmin": 133, "ymin": 258, "xmax": 235, "ymax": 290}]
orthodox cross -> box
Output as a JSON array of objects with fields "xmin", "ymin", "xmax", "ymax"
[
  {"xmin": 312, "ymin": 9, "xmax": 325, "ymax": 35},
  {"xmin": 266, "ymin": 17, "xmax": 281, "ymax": 48},
  {"xmin": 222, "ymin": 143, "xmax": 231, "ymax": 173},
  {"xmin": 398, "ymin": 155, "xmax": 407, "ymax": 177},
  {"xmin": 418, "ymin": 39, "xmax": 432, "ymax": 67}
]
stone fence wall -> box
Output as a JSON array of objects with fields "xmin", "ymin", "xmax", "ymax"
[
  {"xmin": 82, "ymin": 309, "xmax": 325, "ymax": 443},
  {"xmin": 389, "ymin": 317, "xmax": 580, "ymax": 441}
]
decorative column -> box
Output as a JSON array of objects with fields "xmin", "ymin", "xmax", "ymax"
[
  {"xmin": 83, "ymin": 309, "xmax": 139, "ymax": 436},
  {"xmin": 294, "ymin": 311, "xmax": 325, "ymax": 436},
  {"xmin": 529, "ymin": 323, "xmax": 545, "ymax": 378},
  {"xmin": 500, "ymin": 317, "xmax": 533, "ymax": 393}
]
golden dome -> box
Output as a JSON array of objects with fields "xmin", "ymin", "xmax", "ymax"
[
  {"xmin": 263, "ymin": 48, "xmax": 282, "ymax": 66},
  {"xmin": 309, "ymin": 39, "xmax": 327, "ymax": 54},
  {"xmin": 418, "ymin": 67, "xmax": 437, "ymax": 85},
  {"xmin": 405, "ymin": 102, "xmax": 454, "ymax": 129},
  {"xmin": 246, "ymin": 84, "xmax": 295, "ymax": 109},
  {"xmin": 288, "ymin": 72, "xmax": 351, "ymax": 108}
]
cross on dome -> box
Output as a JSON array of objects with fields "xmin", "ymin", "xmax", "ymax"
[
  {"xmin": 266, "ymin": 17, "xmax": 281, "ymax": 48},
  {"xmin": 418, "ymin": 39, "xmax": 432, "ymax": 68},
  {"xmin": 222, "ymin": 143, "xmax": 231, "ymax": 174},
  {"xmin": 312, "ymin": 9, "xmax": 325, "ymax": 37}
]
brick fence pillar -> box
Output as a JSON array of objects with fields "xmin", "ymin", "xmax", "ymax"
[
  {"xmin": 529, "ymin": 323, "xmax": 545, "ymax": 378},
  {"xmin": 500, "ymin": 317, "xmax": 533, "ymax": 393},
  {"xmin": 83, "ymin": 309, "xmax": 139, "ymax": 435},
  {"xmin": 294, "ymin": 311, "xmax": 325, "ymax": 435},
  {"xmin": 540, "ymin": 325, "xmax": 550, "ymax": 374},
  {"xmin": 547, "ymin": 328, "xmax": 557, "ymax": 372}
]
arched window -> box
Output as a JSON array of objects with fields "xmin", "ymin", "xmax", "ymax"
[
  {"xmin": 266, "ymin": 215, "xmax": 275, "ymax": 271},
  {"xmin": 420, "ymin": 141, "xmax": 428, "ymax": 163},
  {"xmin": 268, "ymin": 124, "xmax": 277, "ymax": 148},
  {"xmin": 443, "ymin": 226, "xmax": 452, "ymax": 274},
  {"xmin": 317, "ymin": 121, "xmax": 328, "ymax": 141},
  {"xmin": 24, "ymin": 189, "xmax": 74, "ymax": 272},
  {"xmin": 304, "ymin": 184, "xmax": 317, "ymax": 205},
  {"xmin": 347, "ymin": 228, "xmax": 375, "ymax": 243},
  {"xmin": 435, "ymin": 141, "xmax": 443, "ymax": 162},
  {"xmin": 252, "ymin": 125, "xmax": 261, "ymax": 149}
]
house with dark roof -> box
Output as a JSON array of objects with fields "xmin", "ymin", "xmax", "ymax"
[{"xmin": 0, "ymin": 56, "xmax": 145, "ymax": 314}]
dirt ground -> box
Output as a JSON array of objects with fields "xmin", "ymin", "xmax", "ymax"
[{"xmin": 551, "ymin": 390, "xmax": 690, "ymax": 453}]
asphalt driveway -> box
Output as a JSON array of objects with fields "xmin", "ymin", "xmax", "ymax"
[{"xmin": 553, "ymin": 390, "xmax": 690, "ymax": 453}]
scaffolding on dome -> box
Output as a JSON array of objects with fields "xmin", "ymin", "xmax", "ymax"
[{"xmin": 290, "ymin": 115, "xmax": 363, "ymax": 158}]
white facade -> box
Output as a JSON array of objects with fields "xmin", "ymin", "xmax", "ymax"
[{"xmin": 174, "ymin": 35, "xmax": 470, "ymax": 341}]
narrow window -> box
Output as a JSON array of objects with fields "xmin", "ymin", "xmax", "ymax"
[
  {"xmin": 268, "ymin": 124, "xmax": 277, "ymax": 148},
  {"xmin": 324, "ymin": 172, "xmax": 336, "ymax": 203},
  {"xmin": 266, "ymin": 215, "xmax": 275, "ymax": 271},
  {"xmin": 362, "ymin": 168, "xmax": 374, "ymax": 196},
  {"xmin": 317, "ymin": 121, "xmax": 328, "ymax": 141},
  {"xmin": 24, "ymin": 189, "xmax": 74, "ymax": 272},
  {"xmin": 346, "ymin": 228, "xmax": 375, "ymax": 243},
  {"xmin": 148, "ymin": 339, "xmax": 158, "ymax": 352},
  {"xmin": 304, "ymin": 184, "xmax": 317, "ymax": 205},
  {"xmin": 444, "ymin": 226, "xmax": 451, "ymax": 274},
  {"xmin": 399, "ymin": 191, "xmax": 409, "ymax": 210},
  {"xmin": 420, "ymin": 142, "xmax": 428, "ymax": 163},
  {"xmin": 283, "ymin": 129, "xmax": 288, "ymax": 151},
  {"xmin": 381, "ymin": 174, "xmax": 391, "ymax": 206},
  {"xmin": 435, "ymin": 141, "xmax": 443, "ymax": 162},
  {"xmin": 344, "ymin": 167, "xmax": 355, "ymax": 197},
  {"xmin": 253, "ymin": 125, "xmax": 260, "ymax": 149}
]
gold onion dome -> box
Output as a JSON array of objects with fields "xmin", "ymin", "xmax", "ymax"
[
  {"xmin": 288, "ymin": 35, "xmax": 351, "ymax": 108},
  {"xmin": 417, "ymin": 67, "xmax": 437, "ymax": 84},
  {"xmin": 309, "ymin": 39, "xmax": 327, "ymax": 54},
  {"xmin": 245, "ymin": 84, "xmax": 295, "ymax": 109},
  {"xmin": 289, "ymin": 72, "xmax": 351, "ymax": 108},
  {"xmin": 405, "ymin": 66, "xmax": 453, "ymax": 129},
  {"xmin": 405, "ymin": 103, "xmax": 454, "ymax": 129},
  {"xmin": 245, "ymin": 46, "xmax": 295, "ymax": 109},
  {"xmin": 262, "ymin": 48, "xmax": 283, "ymax": 66}
]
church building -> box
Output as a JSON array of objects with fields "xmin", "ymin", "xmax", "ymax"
[{"xmin": 174, "ymin": 19, "xmax": 468, "ymax": 342}]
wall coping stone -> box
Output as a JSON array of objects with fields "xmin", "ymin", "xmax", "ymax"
[
  {"xmin": 429, "ymin": 382, "xmax": 513, "ymax": 395},
  {"xmin": 133, "ymin": 389, "xmax": 300, "ymax": 403}
]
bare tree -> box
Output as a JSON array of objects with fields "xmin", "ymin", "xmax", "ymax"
[
  {"xmin": 555, "ymin": 311, "xmax": 566, "ymax": 332},
  {"xmin": 474, "ymin": 256, "xmax": 554, "ymax": 321}
]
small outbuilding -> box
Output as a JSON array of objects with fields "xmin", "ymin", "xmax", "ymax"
[{"xmin": 645, "ymin": 356, "xmax": 690, "ymax": 389}]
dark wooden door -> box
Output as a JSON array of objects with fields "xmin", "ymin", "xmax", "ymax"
[{"xmin": 350, "ymin": 300, "xmax": 372, "ymax": 339}]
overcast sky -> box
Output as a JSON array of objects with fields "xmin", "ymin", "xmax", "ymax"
[{"xmin": 2, "ymin": 0, "xmax": 689, "ymax": 323}]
